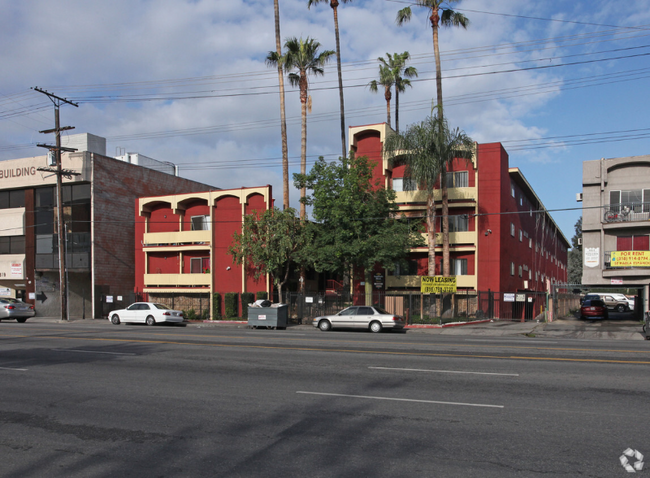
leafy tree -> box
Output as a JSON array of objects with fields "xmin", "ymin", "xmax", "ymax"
[
  {"xmin": 228, "ymin": 207, "xmax": 311, "ymax": 302},
  {"xmin": 383, "ymin": 113, "xmax": 474, "ymax": 276},
  {"xmin": 271, "ymin": 0, "xmax": 290, "ymax": 210},
  {"xmin": 368, "ymin": 52, "xmax": 418, "ymax": 132},
  {"xmin": 307, "ymin": 0, "xmax": 351, "ymax": 159},
  {"xmin": 267, "ymin": 37, "xmax": 335, "ymax": 219},
  {"xmin": 568, "ymin": 217, "xmax": 583, "ymax": 284},
  {"xmin": 294, "ymin": 154, "xmax": 423, "ymax": 299}
]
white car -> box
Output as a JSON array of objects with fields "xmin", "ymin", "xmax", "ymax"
[
  {"xmin": 313, "ymin": 305, "xmax": 405, "ymax": 333},
  {"xmin": 109, "ymin": 302, "xmax": 184, "ymax": 326}
]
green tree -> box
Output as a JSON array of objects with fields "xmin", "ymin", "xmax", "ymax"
[
  {"xmin": 368, "ymin": 52, "xmax": 418, "ymax": 132},
  {"xmin": 396, "ymin": 1, "xmax": 469, "ymax": 277},
  {"xmin": 568, "ymin": 217, "xmax": 583, "ymax": 284},
  {"xmin": 228, "ymin": 207, "xmax": 311, "ymax": 302},
  {"xmin": 268, "ymin": 37, "xmax": 335, "ymax": 220},
  {"xmin": 294, "ymin": 154, "xmax": 423, "ymax": 302},
  {"xmin": 307, "ymin": 0, "xmax": 351, "ymax": 159},
  {"xmin": 271, "ymin": 0, "xmax": 290, "ymax": 210},
  {"xmin": 383, "ymin": 113, "xmax": 474, "ymax": 277}
]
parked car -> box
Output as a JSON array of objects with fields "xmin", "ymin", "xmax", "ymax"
[
  {"xmin": 0, "ymin": 298, "xmax": 36, "ymax": 323},
  {"xmin": 108, "ymin": 302, "xmax": 184, "ymax": 326},
  {"xmin": 580, "ymin": 299, "xmax": 609, "ymax": 320},
  {"xmin": 313, "ymin": 306, "xmax": 405, "ymax": 333},
  {"xmin": 594, "ymin": 293, "xmax": 631, "ymax": 312}
]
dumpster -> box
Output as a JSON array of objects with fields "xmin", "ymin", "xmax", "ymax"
[{"xmin": 248, "ymin": 305, "xmax": 288, "ymax": 330}]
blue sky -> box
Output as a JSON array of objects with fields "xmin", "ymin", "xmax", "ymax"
[{"xmin": 1, "ymin": 0, "xmax": 649, "ymax": 240}]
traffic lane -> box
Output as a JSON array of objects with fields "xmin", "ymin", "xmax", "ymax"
[
  {"xmin": 1, "ymin": 342, "xmax": 646, "ymax": 478},
  {"xmin": 4, "ymin": 323, "xmax": 650, "ymax": 365}
]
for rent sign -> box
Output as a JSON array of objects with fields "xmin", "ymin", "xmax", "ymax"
[
  {"xmin": 421, "ymin": 276, "xmax": 457, "ymax": 294},
  {"xmin": 610, "ymin": 250, "xmax": 650, "ymax": 267}
]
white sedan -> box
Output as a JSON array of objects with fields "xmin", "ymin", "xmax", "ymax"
[
  {"xmin": 313, "ymin": 305, "xmax": 405, "ymax": 333},
  {"xmin": 109, "ymin": 302, "xmax": 184, "ymax": 326}
]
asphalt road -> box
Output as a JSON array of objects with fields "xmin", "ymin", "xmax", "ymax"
[{"xmin": 2, "ymin": 321, "xmax": 650, "ymax": 477}]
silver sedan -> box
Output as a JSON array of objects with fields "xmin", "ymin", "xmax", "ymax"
[
  {"xmin": 313, "ymin": 305, "xmax": 405, "ymax": 333},
  {"xmin": 0, "ymin": 298, "xmax": 36, "ymax": 323}
]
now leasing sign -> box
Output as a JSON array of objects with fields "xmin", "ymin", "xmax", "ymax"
[
  {"xmin": 610, "ymin": 250, "xmax": 650, "ymax": 267},
  {"xmin": 421, "ymin": 276, "xmax": 457, "ymax": 294}
]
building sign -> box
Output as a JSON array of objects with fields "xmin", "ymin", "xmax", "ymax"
[
  {"xmin": 421, "ymin": 276, "xmax": 457, "ymax": 294},
  {"xmin": 610, "ymin": 250, "xmax": 650, "ymax": 267},
  {"xmin": 504, "ymin": 293, "xmax": 515, "ymax": 302},
  {"xmin": 10, "ymin": 263, "xmax": 22, "ymax": 278},
  {"xmin": 516, "ymin": 293, "xmax": 526, "ymax": 302},
  {"xmin": 374, "ymin": 273, "xmax": 384, "ymax": 290},
  {"xmin": 611, "ymin": 278, "xmax": 624, "ymax": 285},
  {"xmin": 584, "ymin": 247, "xmax": 599, "ymax": 268},
  {"xmin": 0, "ymin": 166, "xmax": 37, "ymax": 180}
]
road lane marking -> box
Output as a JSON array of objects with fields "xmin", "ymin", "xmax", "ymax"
[
  {"xmin": 466, "ymin": 339, "xmax": 559, "ymax": 344},
  {"xmin": 0, "ymin": 366, "xmax": 28, "ymax": 371},
  {"xmin": 4, "ymin": 334, "xmax": 650, "ymax": 364},
  {"xmin": 369, "ymin": 366, "xmax": 519, "ymax": 377},
  {"xmin": 296, "ymin": 391, "xmax": 504, "ymax": 409},
  {"xmin": 51, "ymin": 349, "xmax": 137, "ymax": 356}
]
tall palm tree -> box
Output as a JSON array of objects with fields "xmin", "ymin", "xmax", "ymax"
[
  {"xmin": 397, "ymin": 1, "xmax": 469, "ymax": 276},
  {"xmin": 273, "ymin": 0, "xmax": 289, "ymax": 210},
  {"xmin": 368, "ymin": 52, "xmax": 417, "ymax": 132},
  {"xmin": 383, "ymin": 113, "xmax": 474, "ymax": 277},
  {"xmin": 307, "ymin": 0, "xmax": 351, "ymax": 159},
  {"xmin": 368, "ymin": 63, "xmax": 395, "ymax": 128},
  {"xmin": 269, "ymin": 37, "xmax": 334, "ymax": 220},
  {"xmin": 392, "ymin": 52, "xmax": 418, "ymax": 133}
]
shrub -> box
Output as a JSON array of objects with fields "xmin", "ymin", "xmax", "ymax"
[
  {"xmin": 241, "ymin": 292, "xmax": 255, "ymax": 319},
  {"xmin": 184, "ymin": 308, "xmax": 197, "ymax": 321},
  {"xmin": 256, "ymin": 291, "xmax": 268, "ymax": 301},
  {"xmin": 225, "ymin": 293, "xmax": 239, "ymax": 319},
  {"xmin": 212, "ymin": 293, "xmax": 222, "ymax": 319},
  {"xmin": 201, "ymin": 308, "xmax": 210, "ymax": 320}
]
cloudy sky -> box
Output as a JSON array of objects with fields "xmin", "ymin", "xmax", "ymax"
[{"xmin": 2, "ymin": 0, "xmax": 649, "ymax": 238}]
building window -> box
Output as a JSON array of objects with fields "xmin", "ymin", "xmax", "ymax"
[
  {"xmin": 529, "ymin": 238, "xmax": 532, "ymax": 248},
  {"xmin": 511, "ymin": 262, "xmax": 515, "ymax": 276},
  {"xmin": 519, "ymin": 230, "xmax": 523, "ymax": 242},
  {"xmin": 446, "ymin": 171, "xmax": 468, "ymax": 188},
  {"xmin": 617, "ymin": 235, "xmax": 650, "ymax": 251},
  {"xmin": 191, "ymin": 215, "xmax": 211, "ymax": 231},
  {"xmin": 0, "ymin": 190, "xmax": 25, "ymax": 209},
  {"xmin": 393, "ymin": 260, "xmax": 418, "ymax": 276},
  {"xmin": 511, "ymin": 223, "xmax": 515, "ymax": 236},
  {"xmin": 452, "ymin": 258, "xmax": 468, "ymax": 275},
  {"xmin": 190, "ymin": 257, "xmax": 210, "ymax": 273},
  {"xmin": 449, "ymin": 214, "xmax": 469, "ymax": 232},
  {"xmin": 511, "ymin": 183, "xmax": 515, "ymax": 198},
  {"xmin": 520, "ymin": 196, "xmax": 523, "ymax": 206},
  {"xmin": 393, "ymin": 178, "xmax": 417, "ymax": 192},
  {"xmin": 0, "ymin": 236, "xmax": 25, "ymax": 254},
  {"xmin": 518, "ymin": 265, "xmax": 523, "ymax": 277},
  {"xmin": 529, "ymin": 270, "xmax": 532, "ymax": 280},
  {"xmin": 610, "ymin": 189, "xmax": 650, "ymax": 213}
]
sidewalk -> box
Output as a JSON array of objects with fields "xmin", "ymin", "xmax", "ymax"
[{"xmin": 16, "ymin": 316, "xmax": 648, "ymax": 341}]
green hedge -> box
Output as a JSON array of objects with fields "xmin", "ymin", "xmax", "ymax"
[
  {"xmin": 241, "ymin": 292, "xmax": 255, "ymax": 319},
  {"xmin": 225, "ymin": 293, "xmax": 239, "ymax": 319},
  {"xmin": 212, "ymin": 293, "xmax": 222, "ymax": 319},
  {"xmin": 256, "ymin": 291, "xmax": 268, "ymax": 301}
]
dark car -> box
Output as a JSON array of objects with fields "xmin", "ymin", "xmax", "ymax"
[{"xmin": 580, "ymin": 299, "xmax": 609, "ymax": 320}]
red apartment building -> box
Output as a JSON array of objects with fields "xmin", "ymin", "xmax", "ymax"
[
  {"xmin": 134, "ymin": 186, "xmax": 273, "ymax": 317},
  {"xmin": 349, "ymin": 123, "xmax": 569, "ymax": 297}
]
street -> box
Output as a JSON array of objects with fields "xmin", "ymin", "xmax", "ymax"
[{"xmin": 1, "ymin": 320, "xmax": 649, "ymax": 477}]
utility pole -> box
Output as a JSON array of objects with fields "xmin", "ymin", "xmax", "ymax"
[{"xmin": 32, "ymin": 87, "xmax": 79, "ymax": 321}]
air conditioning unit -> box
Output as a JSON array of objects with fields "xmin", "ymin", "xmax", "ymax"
[
  {"xmin": 577, "ymin": 237, "xmax": 583, "ymax": 245},
  {"xmin": 576, "ymin": 193, "xmax": 583, "ymax": 202}
]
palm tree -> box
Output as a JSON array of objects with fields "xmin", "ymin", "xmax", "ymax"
[
  {"xmin": 307, "ymin": 0, "xmax": 351, "ymax": 159},
  {"xmin": 383, "ymin": 113, "xmax": 474, "ymax": 277},
  {"xmin": 397, "ymin": 1, "xmax": 469, "ymax": 276},
  {"xmin": 368, "ymin": 63, "xmax": 394, "ymax": 128},
  {"xmin": 368, "ymin": 52, "xmax": 417, "ymax": 132},
  {"xmin": 269, "ymin": 37, "xmax": 334, "ymax": 220},
  {"xmin": 272, "ymin": 0, "xmax": 289, "ymax": 210}
]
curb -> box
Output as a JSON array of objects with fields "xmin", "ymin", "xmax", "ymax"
[{"xmin": 405, "ymin": 319, "xmax": 493, "ymax": 329}]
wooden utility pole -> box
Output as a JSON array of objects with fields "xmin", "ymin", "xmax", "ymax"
[{"xmin": 32, "ymin": 87, "xmax": 79, "ymax": 321}]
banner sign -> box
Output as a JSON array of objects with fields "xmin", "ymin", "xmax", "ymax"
[
  {"xmin": 610, "ymin": 250, "xmax": 650, "ymax": 267},
  {"xmin": 421, "ymin": 276, "xmax": 457, "ymax": 294}
]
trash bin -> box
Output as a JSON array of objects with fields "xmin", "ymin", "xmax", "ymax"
[{"xmin": 248, "ymin": 305, "xmax": 288, "ymax": 330}]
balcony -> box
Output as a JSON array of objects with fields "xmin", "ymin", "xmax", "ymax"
[
  {"xmin": 602, "ymin": 202, "xmax": 650, "ymax": 224},
  {"xmin": 418, "ymin": 231, "xmax": 476, "ymax": 246},
  {"xmin": 395, "ymin": 187, "xmax": 477, "ymax": 204},
  {"xmin": 144, "ymin": 273, "xmax": 211, "ymax": 287},
  {"xmin": 143, "ymin": 230, "xmax": 211, "ymax": 246},
  {"xmin": 387, "ymin": 274, "xmax": 477, "ymax": 289}
]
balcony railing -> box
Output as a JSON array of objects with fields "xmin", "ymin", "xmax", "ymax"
[{"xmin": 602, "ymin": 202, "xmax": 650, "ymax": 223}]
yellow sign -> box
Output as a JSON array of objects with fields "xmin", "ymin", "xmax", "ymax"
[
  {"xmin": 610, "ymin": 250, "xmax": 650, "ymax": 267},
  {"xmin": 421, "ymin": 276, "xmax": 457, "ymax": 294}
]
